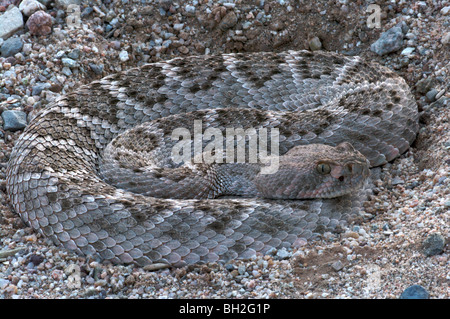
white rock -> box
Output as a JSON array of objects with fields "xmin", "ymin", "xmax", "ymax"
[
  {"xmin": 401, "ymin": 47, "xmax": 415, "ymax": 56},
  {"xmin": 19, "ymin": 0, "xmax": 46, "ymax": 17},
  {"xmin": 185, "ymin": 5, "xmax": 195, "ymax": 13},
  {"xmin": 22, "ymin": 42, "xmax": 32, "ymax": 54},
  {"xmin": 440, "ymin": 6, "xmax": 450, "ymax": 15},
  {"xmin": 0, "ymin": 6, "xmax": 24, "ymax": 40},
  {"xmin": 173, "ymin": 23, "xmax": 184, "ymax": 31},
  {"xmin": 119, "ymin": 50, "xmax": 129, "ymax": 62}
]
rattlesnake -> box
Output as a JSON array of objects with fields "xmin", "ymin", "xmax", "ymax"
[{"xmin": 6, "ymin": 50, "xmax": 418, "ymax": 267}]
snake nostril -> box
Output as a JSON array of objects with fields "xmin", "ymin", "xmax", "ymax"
[{"xmin": 338, "ymin": 176, "xmax": 344, "ymax": 182}]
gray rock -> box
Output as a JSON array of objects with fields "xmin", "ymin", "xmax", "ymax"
[
  {"xmin": 0, "ymin": 6, "xmax": 24, "ymax": 40},
  {"xmin": 429, "ymin": 96, "xmax": 448, "ymax": 108},
  {"xmin": 31, "ymin": 82, "xmax": 51, "ymax": 95},
  {"xmin": 173, "ymin": 23, "xmax": 184, "ymax": 31},
  {"xmin": 309, "ymin": 36, "xmax": 322, "ymax": 51},
  {"xmin": 237, "ymin": 265, "xmax": 246, "ymax": 275},
  {"xmin": 415, "ymin": 77, "xmax": 435, "ymax": 94},
  {"xmin": 80, "ymin": 6, "xmax": 94, "ymax": 18},
  {"xmin": 88, "ymin": 63, "xmax": 103, "ymax": 75},
  {"xmin": 67, "ymin": 48, "xmax": 80, "ymax": 59},
  {"xmin": 0, "ymin": 278, "xmax": 9, "ymax": 289},
  {"xmin": 422, "ymin": 233, "xmax": 446, "ymax": 256},
  {"xmin": 61, "ymin": 66, "xmax": 72, "ymax": 76},
  {"xmin": 391, "ymin": 177, "xmax": 405, "ymax": 185},
  {"xmin": 224, "ymin": 263, "xmax": 236, "ymax": 272},
  {"xmin": 276, "ymin": 248, "xmax": 292, "ymax": 259},
  {"xmin": 400, "ymin": 285, "xmax": 429, "ymax": 299},
  {"xmin": 219, "ymin": 11, "xmax": 237, "ymax": 31},
  {"xmin": 370, "ymin": 26, "xmax": 404, "ymax": 56},
  {"xmin": 425, "ymin": 89, "xmax": 438, "ymax": 102},
  {"xmin": 61, "ymin": 57, "xmax": 77, "ymax": 68},
  {"xmin": 331, "ymin": 260, "xmax": 344, "ymax": 271},
  {"xmin": 0, "ymin": 37, "xmax": 23, "ymax": 57},
  {"xmin": 2, "ymin": 110, "xmax": 27, "ymax": 131},
  {"xmin": 396, "ymin": 21, "xmax": 409, "ymax": 34}
]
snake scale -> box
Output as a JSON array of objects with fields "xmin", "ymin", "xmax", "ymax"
[{"xmin": 6, "ymin": 50, "xmax": 418, "ymax": 267}]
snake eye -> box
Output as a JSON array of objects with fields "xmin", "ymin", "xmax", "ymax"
[{"xmin": 316, "ymin": 163, "xmax": 331, "ymax": 175}]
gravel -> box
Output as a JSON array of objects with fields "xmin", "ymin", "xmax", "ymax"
[{"xmin": 0, "ymin": 0, "xmax": 448, "ymax": 299}]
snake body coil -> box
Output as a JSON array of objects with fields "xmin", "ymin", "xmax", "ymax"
[{"xmin": 6, "ymin": 51, "xmax": 418, "ymax": 266}]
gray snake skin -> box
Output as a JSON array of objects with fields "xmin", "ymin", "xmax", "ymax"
[{"xmin": 6, "ymin": 51, "xmax": 418, "ymax": 267}]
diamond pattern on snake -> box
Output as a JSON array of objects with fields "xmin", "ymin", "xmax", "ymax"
[{"xmin": 6, "ymin": 50, "xmax": 418, "ymax": 267}]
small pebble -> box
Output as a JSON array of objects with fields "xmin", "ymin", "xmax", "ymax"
[
  {"xmin": 425, "ymin": 89, "xmax": 438, "ymax": 102},
  {"xmin": 415, "ymin": 77, "xmax": 435, "ymax": 94},
  {"xmin": 0, "ymin": 0, "xmax": 447, "ymax": 301},
  {"xmin": 119, "ymin": 50, "xmax": 129, "ymax": 62},
  {"xmin": 67, "ymin": 48, "xmax": 81, "ymax": 60},
  {"xmin": 2, "ymin": 110, "xmax": 28, "ymax": 131},
  {"xmin": 400, "ymin": 47, "xmax": 415, "ymax": 56},
  {"xmin": 309, "ymin": 36, "xmax": 322, "ymax": 51},
  {"xmin": 219, "ymin": 11, "xmax": 238, "ymax": 30},
  {"xmin": 0, "ymin": 37, "xmax": 23, "ymax": 57},
  {"xmin": 61, "ymin": 58, "xmax": 77, "ymax": 68},
  {"xmin": 89, "ymin": 63, "xmax": 104, "ymax": 75},
  {"xmin": 26, "ymin": 10, "xmax": 53, "ymax": 36},
  {"xmin": 185, "ymin": 5, "xmax": 196, "ymax": 13},
  {"xmin": 400, "ymin": 285, "xmax": 430, "ymax": 299},
  {"xmin": 331, "ymin": 261, "xmax": 344, "ymax": 272},
  {"xmin": 422, "ymin": 233, "xmax": 446, "ymax": 256},
  {"xmin": 276, "ymin": 248, "xmax": 292, "ymax": 259}
]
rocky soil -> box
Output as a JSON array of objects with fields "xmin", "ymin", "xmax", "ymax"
[{"xmin": 0, "ymin": 0, "xmax": 448, "ymax": 299}]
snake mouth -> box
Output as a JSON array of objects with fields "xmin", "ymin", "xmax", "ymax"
[
  {"xmin": 296, "ymin": 161, "xmax": 370, "ymax": 199},
  {"xmin": 318, "ymin": 173, "xmax": 368, "ymax": 198}
]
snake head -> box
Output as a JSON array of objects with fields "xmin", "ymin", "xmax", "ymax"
[{"xmin": 255, "ymin": 142, "xmax": 370, "ymax": 199}]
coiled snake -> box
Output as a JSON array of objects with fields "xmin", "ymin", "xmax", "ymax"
[{"xmin": 6, "ymin": 51, "xmax": 418, "ymax": 266}]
